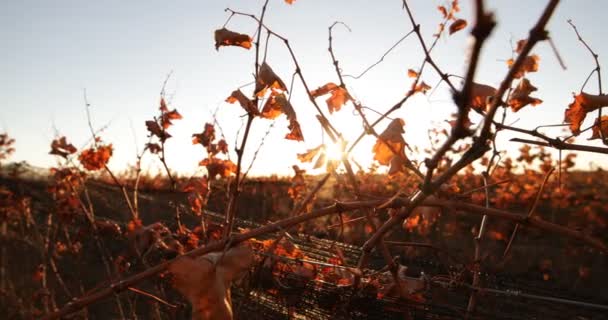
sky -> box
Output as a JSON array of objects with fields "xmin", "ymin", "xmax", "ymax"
[{"xmin": 1, "ymin": 0, "xmax": 607, "ymax": 177}]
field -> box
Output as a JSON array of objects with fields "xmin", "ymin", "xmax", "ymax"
[{"xmin": 3, "ymin": 0, "xmax": 608, "ymax": 319}]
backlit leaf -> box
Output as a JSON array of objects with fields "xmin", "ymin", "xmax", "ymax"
[
  {"xmin": 255, "ymin": 62, "xmax": 287, "ymax": 96},
  {"xmin": 214, "ymin": 28, "xmax": 252, "ymax": 50},
  {"xmin": 449, "ymin": 19, "xmax": 467, "ymax": 35},
  {"xmin": 590, "ymin": 116, "xmax": 608, "ymax": 140},
  {"xmin": 226, "ymin": 89, "xmax": 259, "ymax": 116},
  {"xmin": 508, "ymin": 78, "xmax": 542, "ymax": 112},
  {"xmin": 564, "ymin": 92, "xmax": 608, "ymax": 135}
]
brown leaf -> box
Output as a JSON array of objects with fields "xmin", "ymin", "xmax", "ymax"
[
  {"xmin": 161, "ymin": 109, "xmax": 182, "ymax": 129},
  {"xmin": 449, "ymin": 19, "xmax": 467, "ymax": 35},
  {"xmin": 407, "ymin": 69, "xmax": 418, "ymax": 78},
  {"xmin": 297, "ymin": 145, "xmax": 323, "ymax": 163},
  {"xmin": 311, "ymin": 82, "xmax": 339, "ymax": 98},
  {"xmin": 310, "ymin": 82, "xmax": 351, "ymax": 113},
  {"xmin": 192, "ymin": 123, "xmax": 216, "ymax": 148},
  {"xmin": 226, "ymin": 89, "xmax": 259, "ymax": 115},
  {"xmin": 50, "ymin": 137, "xmax": 77, "ymax": 158},
  {"xmin": 168, "ymin": 245, "xmax": 253, "ymax": 320},
  {"xmin": 414, "ymin": 81, "xmax": 432, "ymax": 94},
  {"xmin": 255, "ymin": 62, "xmax": 287, "ymax": 96},
  {"xmin": 590, "ymin": 116, "xmax": 608, "ymax": 140},
  {"xmin": 508, "ymin": 78, "xmax": 542, "ymax": 112},
  {"xmin": 146, "ymin": 120, "xmax": 171, "ymax": 142},
  {"xmin": 78, "ymin": 144, "xmax": 113, "ymax": 171},
  {"xmin": 199, "ymin": 158, "xmax": 237, "ymax": 178},
  {"xmin": 372, "ymin": 119, "xmax": 409, "ymax": 175},
  {"xmin": 470, "ymin": 82, "xmax": 497, "ymax": 112},
  {"xmin": 285, "ymin": 119, "xmax": 304, "ymax": 141},
  {"xmin": 564, "ymin": 92, "xmax": 608, "ymax": 135},
  {"xmin": 437, "ymin": 6, "xmax": 448, "ymax": 18},
  {"xmin": 507, "ymin": 54, "xmax": 539, "ymax": 79},
  {"xmin": 214, "ymin": 28, "xmax": 252, "ymax": 50},
  {"xmin": 326, "ymin": 87, "xmax": 351, "ymax": 113}
]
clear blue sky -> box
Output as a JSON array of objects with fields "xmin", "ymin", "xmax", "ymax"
[{"xmin": 1, "ymin": 0, "xmax": 606, "ymax": 176}]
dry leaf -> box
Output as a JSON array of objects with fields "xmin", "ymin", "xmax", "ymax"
[
  {"xmin": 297, "ymin": 145, "xmax": 324, "ymax": 163},
  {"xmin": 372, "ymin": 119, "xmax": 409, "ymax": 175},
  {"xmin": 564, "ymin": 92, "xmax": 608, "ymax": 135},
  {"xmin": 414, "ymin": 81, "xmax": 432, "ymax": 94},
  {"xmin": 507, "ymin": 54, "xmax": 539, "ymax": 79},
  {"xmin": 437, "ymin": 6, "xmax": 448, "ymax": 18},
  {"xmin": 199, "ymin": 158, "xmax": 237, "ymax": 178},
  {"xmin": 169, "ymin": 245, "xmax": 253, "ymax": 320},
  {"xmin": 49, "ymin": 137, "xmax": 77, "ymax": 158},
  {"xmin": 508, "ymin": 78, "xmax": 542, "ymax": 112},
  {"xmin": 590, "ymin": 116, "xmax": 608, "ymax": 140},
  {"xmin": 311, "ymin": 83, "xmax": 351, "ymax": 113},
  {"xmin": 192, "ymin": 123, "xmax": 216, "ymax": 148},
  {"xmin": 226, "ymin": 90, "xmax": 259, "ymax": 116},
  {"xmin": 78, "ymin": 144, "xmax": 113, "ymax": 171},
  {"xmin": 255, "ymin": 62, "xmax": 287, "ymax": 96},
  {"xmin": 470, "ymin": 82, "xmax": 497, "ymax": 112},
  {"xmin": 449, "ymin": 19, "xmax": 467, "ymax": 35},
  {"xmin": 214, "ymin": 28, "xmax": 252, "ymax": 50},
  {"xmin": 407, "ymin": 69, "xmax": 418, "ymax": 78}
]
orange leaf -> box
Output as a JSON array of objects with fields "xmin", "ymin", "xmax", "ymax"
[
  {"xmin": 286, "ymin": 119, "xmax": 304, "ymax": 141},
  {"xmin": 214, "ymin": 28, "xmax": 252, "ymax": 50},
  {"xmin": 590, "ymin": 116, "xmax": 608, "ymax": 140},
  {"xmin": 49, "ymin": 136, "xmax": 77, "ymax": 158},
  {"xmin": 507, "ymin": 54, "xmax": 539, "ymax": 79},
  {"xmin": 192, "ymin": 123, "xmax": 215, "ymax": 148},
  {"xmin": 564, "ymin": 92, "xmax": 608, "ymax": 135},
  {"xmin": 508, "ymin": 78, "xmax": 542, "ymax": 112},
  {"xmin": 146, "ymin": 120, "xmax": 171, "ymax": 142},
  {"xmin": 470, "ymin": 82, "xmax": 497, "ymax": 112},
  {"xmin": 255, "ymin": 62, "xmax": 287, "ymax": 96},
  {"xmin": 78, "ymin": 144, "xmax": 113, "ymax": 171},
  {"xmin": 168, "ymin": 246, "xmax": 253, "ymax": 320},
  {"xmin": 226, "ymin": 89, "xmax": 259, "ymax": 115},
  {"xmin": 414, "ymin": 81, "xmax": 432, "ymax": 94},
  {"xmin": 437, "ymin": 6, "xmax": 448, "ymax": 18},
  {"xmin": 199, "ymin": 158, "xmax": 237, "ymax": 178},
  {"xmin": 326, "ymin": 87, "xmax": 351, "ymax": 113},
  {"xmin": 297, "ymin": 145, "xmax": 323, "ymax": 163},
  {"xmin": 449, "ymin": 19, "xmax": 467, "ymax": 35},
  {"xmin": 311, "ymin": 82, "xmax": 339, "ymax": 98},
  {"xmin": 372, "ymin": 119, "xmax": 408, "ymax": 175},
  {"xmin": 284, "ymin": 0, "xmax": 296, "ymax": 4},
  {"xmin": 407, "ymin": 69, "xmax": 418, "ymax": 78}
]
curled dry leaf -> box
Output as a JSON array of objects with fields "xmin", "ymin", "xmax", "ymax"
[
  {"xmin": 437, "ymin": 6, "xmax": 448, "ymax": 18},
  {"xmin": 146, "ymin": 120, "xmax": 171, "ymax": 142},
  {"xmin": 449, "ymin": 19, "xmax": 467, "ymax": 35},
  {"xmin": 311, "ymin": 82, "xmax": 351, "ymax": 113},
  {"xmin": 508, "ymin": 78, "xmax": 542, "ymax": 112},
  {"xmin": 589, "ymin": 116, "xmax": 608, "ymax": 140},
  {"xmin": 255, "ymin": 62, "xmax": 287, "ymax": 97},
  {"xmin": 192, "ymin": 123, "xmax": 216, "ymax": 148},
  {"xmin": 168, "ymin": 245, "xmax": 254, "ymax": 320},
  {"xmin": 407, "ymin": 69, "xmax": 418, "ymax": 78},
  {"xmin": 564, "ymin": 92, "xmax": 608, "ymax": 135},
  {"xmin": 226, "ymin": 89, "xmax": 259, "ymax": 116},
  {"xmin": 50, "ymin": 137, "xmax": 77, "ymax": 158},
  {"xmin": 507, "ymin": 54, "xmax": 539, "ymax": 79},
  {"xmin": 214, "ymin": 28, "xmax": 252, "ymax": 50},
  {"xmin": 161, "ymin": 109, "xmax": 182, "ymax": 129},
  {"xmin": 199, "ymin": 158, "xmax": 237, "ymax": 178},
  {"xmin": 78, "ymin": 144, "xmax": 113, "ymax": 171},
  {"xmin": 262, "ymin": 93, "xmax": 304, "ymax": 141},
  {"xmin": 297, "ymin": 144, "xmax": 323, "ymax": 163},
  {"xmin": 470, "ymin": 82, "xmax": 497, "ymax": 112},
  {"xmin": 413, "ymin": 81, "xmax": 432, "ymax": 94},
  {"xmin": 372, "ymin": 118, "xmax": 409, "ymax": 175}
]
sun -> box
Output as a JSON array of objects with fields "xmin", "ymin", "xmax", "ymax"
[{"xmin": 324, "ymin": 141, "xmax": 345, "ymax": 162}]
